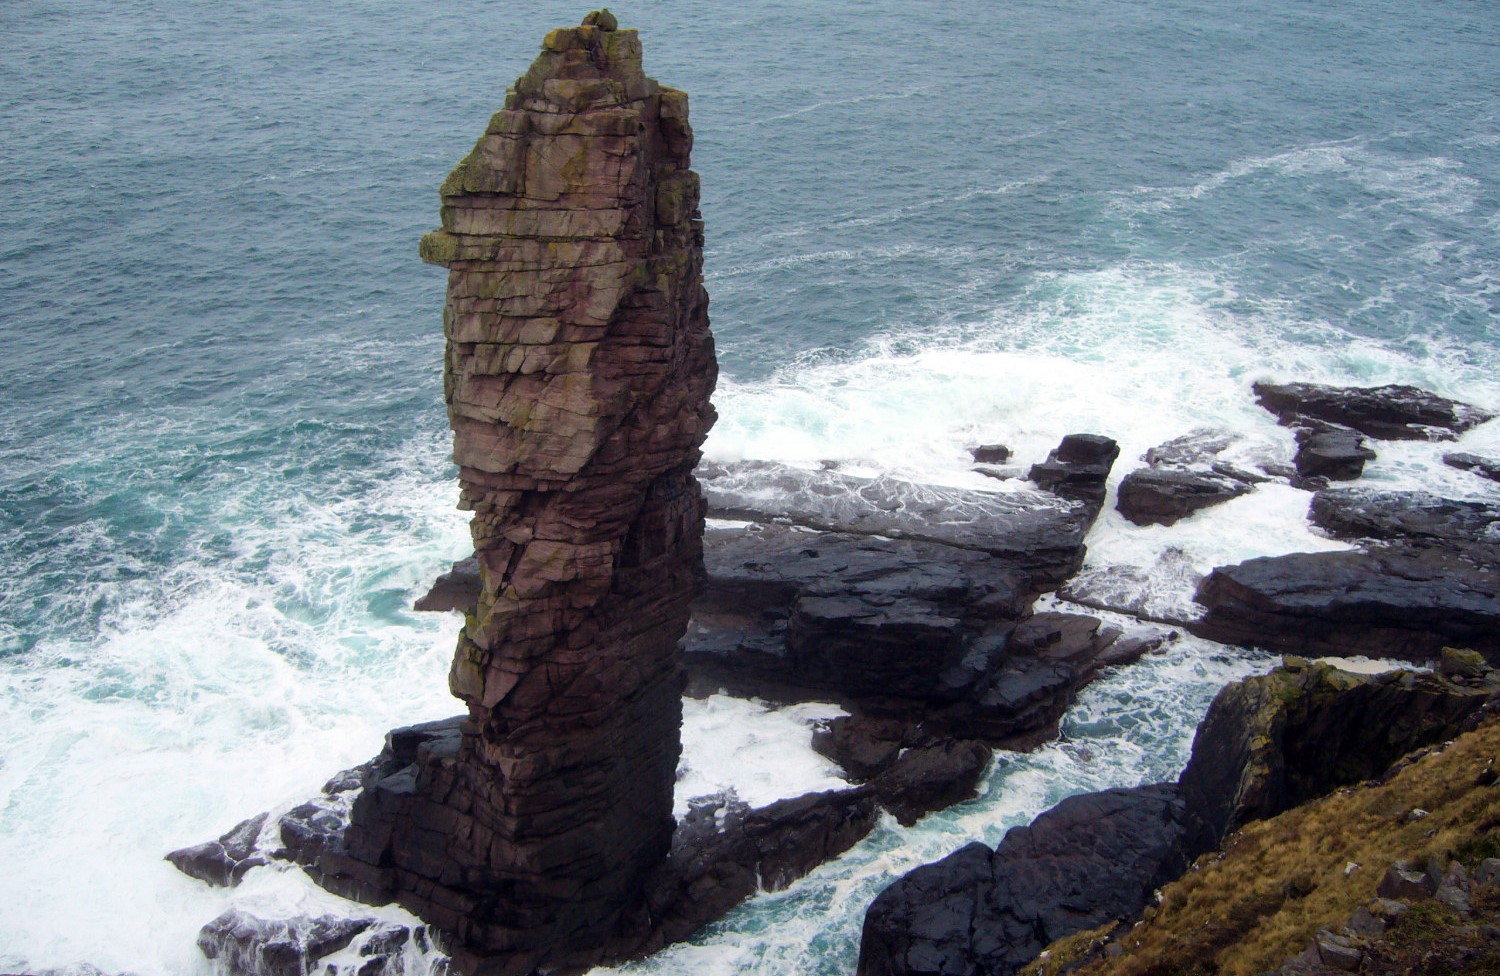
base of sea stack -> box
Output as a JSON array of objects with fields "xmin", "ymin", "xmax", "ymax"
[{"xmin": 170, "ymin": 717, "xmax": 879, "ymax": 976}]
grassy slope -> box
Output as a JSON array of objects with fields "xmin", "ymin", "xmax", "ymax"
[{"xmin": 1027, "ymin": 715, "xmax": 1500, "ymax": 976}]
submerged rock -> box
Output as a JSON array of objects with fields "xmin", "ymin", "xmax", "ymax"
[{"xmin": 970, "ymin": 443, "xmax": 1011, "ymax": 464}]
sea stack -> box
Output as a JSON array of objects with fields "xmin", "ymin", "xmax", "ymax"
[{"xmin": 342, "ymin": 14, "xmax": 716, "ymax": 973}]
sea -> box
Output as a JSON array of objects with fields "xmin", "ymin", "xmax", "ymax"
[{"xmin": 2, "ymin": 0, "xmax": 1497, "ymax": 973}]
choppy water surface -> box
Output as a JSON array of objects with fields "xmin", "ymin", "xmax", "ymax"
[{"xmin": 2, "ymin": 0, "xmax": 1497, "ymax": 972}]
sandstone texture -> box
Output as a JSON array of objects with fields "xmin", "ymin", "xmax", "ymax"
[{"xmin": 331, "ymin": 19, "xmax": 715, "ymax": 974}]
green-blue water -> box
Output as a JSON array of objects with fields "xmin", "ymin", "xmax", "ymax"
[{"xmin": 1, "ymin": 1, "xmax": 1496, "ymax": 972}]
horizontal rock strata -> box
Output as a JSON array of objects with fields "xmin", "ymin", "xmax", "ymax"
[
  {"xmin": 1192, "ymin": 487, "xmax": 1500, "ymax": 663},
  {"xmin": 684, "ymin": 520, "xmax": 1151, "ymax": 751},
  {"xmin": 324, "ymin": 19, "xmax": 717, "ymax": 975},
  {"xmin": 699, "ymin": 459, "xmax": 1095, "ymax": 584},
  {"xmin": 1253, "ymin": 381, "xmax": 1493, "ymax": 442}
]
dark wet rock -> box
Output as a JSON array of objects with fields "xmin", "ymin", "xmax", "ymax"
[
  {"xmin": 812, "ymin": 715, "xmax": 910, "ymax": 781},
  {"xmin": 1445, "ymin": 452, "xmax": 1500, "ymax": 483},
  {"xmin": 1190, "ymin": 545, "xmax": 1500, "ymax": 662},
  {"xmin": 634, "ymin": 787, "xmax": 879, "ymax": 956},
  {"xmin": 689, "ymin": 528, "xmax": 1132, "ymax": 745},
  {"xmin": 856, "ymin": 658, "xmax": 1499, "ymax": 976},
  {"xmin": 411, "ymin": 557, "xmax": 479, "ymax": 612},
  {"xmin": 1118, "ymin": 467, "xmax": 1254, "ymax": 526},
  {"xmin": 1293, "ymin": 425, "xmax": 1377, "ymax": 481},
  {"xmin": 869, "ymin": 740, "xmax": 991, "ymax": 827},
  {"xmin": 167, "ymin": 812, "xmax": 272, "ymax": 887},
  {"xmin": 1117, "ymin": 430, "xmax": 1267, "ymax": 526},
  {"xmin": 1253, "ymin": 381, "xmax": 1493, "ymax": 441},
  {"xmin": 1195, "ymin": 483, "xmax": 1500, "ymax": 662},
  {"xmin": 699, "ymin": 460, "xmax": 1093, "ymax": 584},
  {"xmin": 813, "ymin": 716, "xmax": 991, "ymax": 823},
  {"xmin": 1310, "ymin": 488, "xmax": 1500, "ymax": 546},
  {"xmin": 970, "ymin": 444, "xmax": 1011, "ymax": 464},
  {"xmin": 856, "ymin": 784, "xmax": 1191, "ymax": 976},
  {"xmin": 197, "ymin": 911, "xmax": 375, "ymax": 976},
  {"xmin": 1028, "ymin": 433, "xmax": 1120, "ymax": 512},
  {"xmin": 1177, "ymin": 661, "xmax": 1495, "ymax": 855}
]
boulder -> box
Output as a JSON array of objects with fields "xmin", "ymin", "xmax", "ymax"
[
  {"xmin": 1028, "ymin": 433, "xmax": 1120, "ymax": 512},
  {"xmin": 1253, "ymin": 381, "xmax": 1493, "ymax": 441},
  {"xmin": 1117, "ymin": 467, "xmax": 1253, "ymax": 526},
  {"xmin": 1293, "ymin": 425, "xmax": 1377, "ymax": 481},
  {"xmin": 868, "ymin": 740, "xmax": 991, "ymax": 826},
  {"xmin": 811, "ymin": 718, "xmax": 991, "ymax": 824},
  {"xmin": 856, "ymin": 784, "xmax": 1191, "ymax": 976},
  {"xmin": 970, "ymin": 444, "xmax": 1011, "ymax": 464}
]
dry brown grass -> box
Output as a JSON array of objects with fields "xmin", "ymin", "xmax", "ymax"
[{"xmin": 1052, "ymin": 717, "xmax": 1500, "ymax": 976}]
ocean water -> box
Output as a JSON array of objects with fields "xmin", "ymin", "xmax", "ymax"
[{"xmin": 2, "ymin": 0, "xmax": 1497, "ymax": 973}]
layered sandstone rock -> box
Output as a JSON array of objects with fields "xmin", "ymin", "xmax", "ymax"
[{"xmin": 330, "ymin": 17, "xmax": 716, "ymax": 973}]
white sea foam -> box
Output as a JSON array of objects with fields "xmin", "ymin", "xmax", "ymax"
[
  {"xmin": 676, "ymin": 696, "xmax": 850, "ymax": 818},
  {"xmin": 601, "ymin": 637, "xmax": 1271, "ymax": 976},
  {"xmin": 0, "ymin": 432, "xmax": 470, "ymax": 975}
]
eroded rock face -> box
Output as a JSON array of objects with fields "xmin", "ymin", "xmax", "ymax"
[
  {"xmin": 1177, "ymin": 660, "xmax": 1496, "ymax": 856},
  {"xmin": 330, "ymin": 20, "xmax": 716, "ymax": 974}
]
